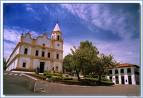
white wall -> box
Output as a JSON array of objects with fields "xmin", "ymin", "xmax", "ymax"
[
  {"xmin": 19, "ymin": 57, "xmax": 31, "ymax": 69},
  {"xmin": 53, "ymin": 62, "xmax": 63, "ymax": 72},
  {"xmin": 19, "ymin": 45, "xmax": 32, "ymax": 55},
  {"xmin": 7, "ymin": 47, "xmax": 20, "ymax": 66},
  {"xmin": 33, "ymin": 59, "xmax": 39, "ymax": 70},
  {"xmin": 23, "ymin": 34, "xmax": 32, "ymax": 44},
  {"xmin": 54, "ymin": 41, "xmax": 63, "ymax": 50},
  {"xmin": 6, "ymin": 58, "xmax": 18, "ymax": 71},
  {"xmin": 45, "ymin": 61, "xmax": 51, "ymax": 71},
  {"xmin": 108, "ymin": 67, "xmax": 137, "ymax": 85},
  {"xmin": 36, "ymin": 36, "xmax": 51, "ymax": 47}
]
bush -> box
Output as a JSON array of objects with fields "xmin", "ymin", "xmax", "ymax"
[
  {"xmin": 101, "ymin": 80, "xmax": 114, "ymax": 86},
  {"xmin": 51, "ymin": 76, "xmax": 62, "ymax": 81},
  {"xmin": 46, "ymin": 75, "xmax": 52, "ymax": 78},
  {"xmin": 44, "ymin": 71, "xmax": 63, "ymax": 78},
  {"xmin": 52, "ymin": 73, "xmax": 63, "ymax": 77},
  {"xmin": 43, "ymin": 71, "xmax": 51, "ymax": 76},
  {"xmin": 102, "ymin": 77, "xmax": 109, "ymax": 81},
  {"xmin": 61, "ymin": 79, "xmax": 80, "ymax": 85},
  {"xmin": 63, "ymin": 77, "xmax": 73, "ymax": 80},
  {"xmin": 84, "ymin": 77, "xmax": 98, "ymax": 81},
  {"xmin": 80, "ymin": 78, "xmax": 97, "ymax": 86}
]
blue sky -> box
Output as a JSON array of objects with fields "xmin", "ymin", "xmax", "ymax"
[{"xmin": 3, "ymin": 3, "xmax": 140, "ymax": 65}]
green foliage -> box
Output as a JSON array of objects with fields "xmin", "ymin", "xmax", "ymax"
[
  {"xmin": 63, "ymin": 77, "xmax": 73, "ymax": 80},
  {"xmin": 44, "ymin": 71, "xmax": 63, "ymax": 78},
  {"xmin": 63, "ymin": 40, "xmax": 118, "ymax": 82},
  {"xmin": 63, "ymin": 54, "xmax": 73, "ymax": 72},
  {"xmin": 51, "ymin": 76, "xmax": 63, "ymax": 81},
  {"xmin": 63, "ymin": 40, "xmax": 99, "ymax": 80},
  {"xmin": 92, "ymin": 54, "xmax": 118, "ymax": 81}
]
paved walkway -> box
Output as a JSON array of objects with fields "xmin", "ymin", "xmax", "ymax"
[
  {"xmin": 3, "ymin": 72, "xmax": 37, "ymax": 95},
  {"xmin": 3, "ymin": 71, "xmax": 140, "ymax": 96},
  {"xmin": 34, "ymin": 80, "xmax": 140, "ymax": 96}
]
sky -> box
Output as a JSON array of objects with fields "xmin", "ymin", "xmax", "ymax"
[{"xmin": 3, "ymin": 3, "xmax": 140, "ymax": 65}]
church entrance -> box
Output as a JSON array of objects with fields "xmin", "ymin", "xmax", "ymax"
[{"xmin": 40, "ymin": 62, "xmax": 45, "ymax": 73}]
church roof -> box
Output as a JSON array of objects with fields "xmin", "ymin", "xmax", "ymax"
[{"xmin": 53, "ymin": 23, "xmax": 61, "ymax": 32}]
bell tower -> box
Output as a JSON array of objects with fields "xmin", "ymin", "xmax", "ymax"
[
  {"xmin": 51, "ymin": 23, "xmax": 63, "ymax": 41},
  {"xmin": 51, "ymin": 23, "xmax": 63, "ymax": 50},
  {"xmin": 51, "ymin": 22, "xmax": 63, "ymax": 73}
]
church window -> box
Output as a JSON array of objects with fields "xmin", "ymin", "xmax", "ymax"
[
  {"xmin": 22, "ymin": 62, "xmax": 26, "ymax": 67},
  {"xmin": 57, "ymin": 35, "xmax": 60, "ymax": 40},
  {"xmin": 24, "ymin": 48, "xmax": 28, "ymax": 54},
  {"xmin": 42, "ymin": 51, "xmax": 45, "ymax": 57},
  {"xmin": 56, "ymin": 54, "xmax": 59, "ymax": 59},
  {"xmin": 115, "ymin": 69, "xmax": 118, "ymax": 74},
  {"xmin": 35, "ymin": 50, "xmax": 39, "ymax": 56},
  {"xmin": 127, "ymin": 68, "xmax": 131, "ymax": 73},
  {"xmin": 43, "ymin": 43, "xmax": 45, "ymax": 47},
  {"xmin": 109, "ymin": 70, "xmax": 112, "ymax": 74},
  {"xmin": 48, "ymin": 52, "xmax": 50, "ymax": 58},
  {"xmin": 120, "ymin": 69, "xmax": 124, "ymax": 73},
  {"xmin": 57, "ymin": 44, "xmax": 60, "ymax": 47}
]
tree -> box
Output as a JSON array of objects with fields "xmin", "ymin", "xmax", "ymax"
[
  {"xmin": 63, "ymin": 40, "xmax": 118, "ymax": 82},
  {"xmin": 63, "ymin": 40, "xmax": 99, "ymax": 80},
  {"xmin": 63, "ymin": 54, "xmax": 73, "ymax": 73},
  {"xmin": 76, "ymin": 41, "xmax": 99, "ymax": 75},
  {"xmin": 92, "ymin": 54, "xmax": 118, "ymax": 82},
  {"xmin": 3, "ymin": 58, "xmax": 7, "ymax": 71}
]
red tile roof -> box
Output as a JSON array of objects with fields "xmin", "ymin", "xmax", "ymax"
[{"xmin": 116, "ymin": 63, "xmax": 139, "ymax": 68}]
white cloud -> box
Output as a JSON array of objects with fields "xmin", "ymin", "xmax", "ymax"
[
  {"xmin": 4, "ymin": 41, "xmax": 16, "ymax": 60},
  {"xmin": 3, "ymin": 27, "xmax": 39, "ymax": 59},
  {"xmin": 61, "ymin": 4, "xmax": 138, "ymax": 39},
  {"xmin": 94, "ymin": 39, "xmax": 140, "ymax": 65},
  {"xmin": 4, "ymin": 28, "xmax": 21, "ymax": 42},
  {"xmin": 63, "ymin": 39, "xmax": 140, "ymax": 65},
  {"xmin": 63, "ymin": 42, "xmax": 73, "ymax": 57}
]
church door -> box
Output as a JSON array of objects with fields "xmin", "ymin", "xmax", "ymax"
[{"xmin": 40, "ymin": 62, "xmax": 45, "ymax": 73}]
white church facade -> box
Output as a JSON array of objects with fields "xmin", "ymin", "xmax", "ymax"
[{"xmin": 6, "ymin": 23, "xmax": 63, "ymax": 73}]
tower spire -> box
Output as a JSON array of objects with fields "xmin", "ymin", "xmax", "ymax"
[{"xmin": 53, "ymin": 21, "xmax": 61, "ymax": 32}]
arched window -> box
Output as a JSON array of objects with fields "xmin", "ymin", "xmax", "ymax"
[
  {"xmin": 43, "ymin": 43, "xmax": 45, "ymax": 47},
  {"xmin": 48, "ymin": 52, "xmax": 50, "ymax": 58},
  {"xmin": 35, "ymin": 50, "xmax": 39, "ymax": 56},
  {"xmin": 57, "ymin": 35, "xmax": 60, "ymax": 40},
  {"xmin": 22, "ymin": 62, "xmax": 26, "ymax": 67},
  {"xmin": 56, "ymin": 54, "xmax": 59, "ymax": 59},
  {"xmin": 42, "ymin": 51, "xmax": 45, "ymax": 57},
  {"xmin": 24, "ymin": 48, "xmax": 28, "ymax": 54}
]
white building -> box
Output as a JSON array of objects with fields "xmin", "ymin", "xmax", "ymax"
[
  {"xmin": 107, "ymin": 63, "xmax": 140, "ymax": 85},
  {"xmin": 6, "ymin": 23, "xmax": 63, "ymax": 73}
]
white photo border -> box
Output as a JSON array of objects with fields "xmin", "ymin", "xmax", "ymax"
[{"xmin": 0, "ymin": 0, "xmax": 142, "ymax": 98}]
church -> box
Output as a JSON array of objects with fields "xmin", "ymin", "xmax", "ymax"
[{"xmin": 6, "ymin": 23, "xmax": 63, "ymax": 73}]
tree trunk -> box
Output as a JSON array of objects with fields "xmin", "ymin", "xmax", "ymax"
[
  {"xmin": 98, "ymin": 75, "xmax": 102, "ymax": 83},
  {"xmin": 76, "ymin": 70, "xmax": 80, "ymax": 81},
  {"xmin": 74, "ymin": 65, "xmax": 80, "ymax": 81}
]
